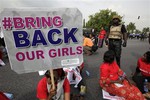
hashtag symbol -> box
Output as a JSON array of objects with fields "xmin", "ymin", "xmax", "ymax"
[{"xmin": 2, "ymin": 17, "xmax": 12, "ymax": 30}]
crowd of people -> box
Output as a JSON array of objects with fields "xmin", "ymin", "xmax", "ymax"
[
  {"xmin": 83, "ymin": 26, "xmax": 106, "ymax": 56},
  {"xmin": 82, "ymin": 15, "xmax": 150, "ymax": 100},
  {"xmin": 98, "ymin": 15, "xmax": 150, "ymax": 100},
  {"xmin": 0, "ymin": 15, "xmax": 150, "ymax": 100},
  {"xmin": 128, "ymin": 33, "xmax": 148, "ymax": 41},
  {"xmin": 35, "ymin": 50, "xmax": 150, "ymax": 100}
]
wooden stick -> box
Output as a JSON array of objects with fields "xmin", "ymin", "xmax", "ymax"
[{"xmin": 50, "ymin": 69, "xmax": 55, "ymax": 90}]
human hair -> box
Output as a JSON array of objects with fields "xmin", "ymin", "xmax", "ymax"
[
  {"xmin": 145, "ymin": 51, "xmax": 150, "ymax": 63},
  {"xmin": 103, "ymin": 50, "xmax": 115, "ymax": 63},
  {"xmin": 83, "ymin": 32, "xmax": 90, "ymax": 38},
  {"xmin": 90, "ymin": 33, "xmax": 96, "ymax": 37},
  {"xmin": 45, "ymin": 68, "xmax": 65, "ymax": 80}
]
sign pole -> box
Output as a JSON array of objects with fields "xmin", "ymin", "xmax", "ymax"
[{"xmin": 50, "ymin": 69, "xmax": 55, "ymax": 90}]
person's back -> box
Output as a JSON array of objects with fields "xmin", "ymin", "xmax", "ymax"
[{"xmin": 83, "ymin": 37, "xmax": 93, "ymax": 47}]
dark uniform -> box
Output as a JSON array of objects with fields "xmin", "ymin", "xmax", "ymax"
[{"xmin": 105, "ymin": 16, "xmax": 127, "ymax": 67}]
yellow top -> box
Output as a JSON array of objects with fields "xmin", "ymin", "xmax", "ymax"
[{"xmin": 83, "ymin": 37, "xmax": 93, "ymax": 47}]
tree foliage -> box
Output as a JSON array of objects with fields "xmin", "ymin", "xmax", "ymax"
[
  {"xmin": 142, "ymin": 27, "xmax": 149, "ymax": 34},
  {"xmin": 135, "ymin": 29, "xmax": 141, "ymax": 34},
  {"xmin": 126, "ymin": 22, "xmax": 136, "ymax": 33},
  {"xmin": 86, "ymin": 9, "xmax": 121, "ymax": 33},
  {"xmin": 85, "ymin": 9, "xmax": 149, "ymax": 36}
]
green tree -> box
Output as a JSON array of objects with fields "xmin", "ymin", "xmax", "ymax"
[
  {"xmin": 135, "ymin": 29, "xmax": 141, "ymax": 34},
  {"xmin": 142, "ymin": 27, "xmax": 150, "ymax": 35},
  {"xmin": 86, "ymin": 9, "xmax": 121, "ymax": 34},
  {"xmin": 126, "ymin": 22, "xmax": 136, "ymax": 33}
]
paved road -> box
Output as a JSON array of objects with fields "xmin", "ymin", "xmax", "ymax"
[{"xmin": 0, "ymin": 39, "xmax": 149, "ymax": 100}]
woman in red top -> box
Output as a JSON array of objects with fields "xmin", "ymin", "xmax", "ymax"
[
  {"xmin": 132, "ymin": 51, "xmax": 150, "ymax": 94},
  {"xmin": 100, "ymin": 50, "xmax": 145, "ymax": 100},
  {"xmin": 98, "ymin": 27, "xmax": 106, "ymax": 48},
  {"xmin": 37, "ymin": 68, "xmax": 70, "ymax": 100}
]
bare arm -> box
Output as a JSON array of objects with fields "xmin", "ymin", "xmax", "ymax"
[
  {"xmin": 123, "ymin": 32, "xmax": 127, "ymax": 42},
  {"xmin": 104, "ymin": 32, "xmax": 110, "ymax": 45},
  {"xmin": 64, "ymin": 92, "xmax": 70, "ymax": 100},
  {"xmin": 121, "ymin": 25, "xmax": 127, "ymax": 42},
  {"xmin": 105, "ymin": 31, "xmax": 109, "ymax": 40}
]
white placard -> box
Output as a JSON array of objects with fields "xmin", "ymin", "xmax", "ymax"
[{"xmin": 0, "ymin": 8, "xmax": 83, "ymax": 74}]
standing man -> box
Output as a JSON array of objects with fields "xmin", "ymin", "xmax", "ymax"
[{"xmin": 105, "ymin": 15, "xmax": 127, "ymax": 67}]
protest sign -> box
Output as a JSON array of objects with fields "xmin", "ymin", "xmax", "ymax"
[{"xmin": 0, "ymin": 8, "xmax": 83, "ymax": 74}]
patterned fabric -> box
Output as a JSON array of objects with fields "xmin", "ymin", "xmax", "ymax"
[{"xmin": 99, "ymin": 61, "xmax": 145, "ymax": 100}]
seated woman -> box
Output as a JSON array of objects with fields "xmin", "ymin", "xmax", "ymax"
[
  {"xmin": 99, "ymin": 50, "xmax": 145, "ymax": 100},
  {"xmin": 132, "ymin": 51, "xmax": 150, "ymax": 95},
  {"xmin": 37, "ymin": 68, "xmax": 70, "ymax": 100}
]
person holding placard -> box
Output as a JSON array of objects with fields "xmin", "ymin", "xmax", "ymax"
[{"xmin": 37, "ymin": 68, "xmax": 70, "ymax": 100}]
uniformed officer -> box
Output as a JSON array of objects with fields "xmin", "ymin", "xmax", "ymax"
[{"xmin": 105, "ymin": 15, "xmax": 127, "ymax": 67}]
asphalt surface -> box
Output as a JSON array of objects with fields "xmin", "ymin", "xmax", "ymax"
[{"xmin": 0, "ymin": 39, "xmax": 149, "ymax": 100}]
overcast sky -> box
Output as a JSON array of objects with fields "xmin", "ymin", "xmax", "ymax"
[{"xmin": 0, "ymin": 0, "xmax": 150, "ymax": 31}]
